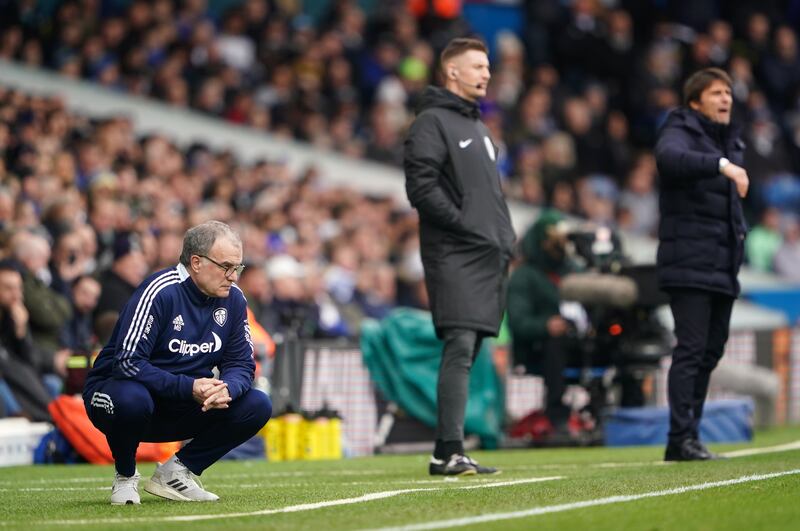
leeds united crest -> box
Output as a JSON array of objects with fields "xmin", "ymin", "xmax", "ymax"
[{"xmin": 213, "ymin": 308, "xmax": 227, "ymax": 327}]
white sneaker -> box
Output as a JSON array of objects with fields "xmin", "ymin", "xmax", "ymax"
[
  {"xmin": 111, "ymin": 471, "xmax": 141, "ymax": 505},
  {"xmin": 143, "ymin": 457, "xmax": 219, "ymax": 502}
]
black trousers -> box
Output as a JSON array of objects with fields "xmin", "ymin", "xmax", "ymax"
[
  {"xmin": 0, "ymin": 351, "xmax": 53, "ymax": 422},
  {"xmin": 542, "ymin": 336, "xmax": 570, "ymax": 426},
  {"xmin": 436, "ymin": 328, "xmax": 484, "ymax": 444},
  {"xmin": 667, "ymin": 288, "xmax": 734, "ymax": 444}
]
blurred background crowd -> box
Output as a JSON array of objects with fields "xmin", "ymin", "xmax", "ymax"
[{"xmin": 1, "ymin": 0, "xmax": 799, "ymax": 419}]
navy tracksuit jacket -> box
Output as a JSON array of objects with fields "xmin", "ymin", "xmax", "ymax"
[{"xmin": 83, "ymin": 263, "xmax": 270, "ymax": 476}]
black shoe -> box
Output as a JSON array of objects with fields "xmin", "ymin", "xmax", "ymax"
[
  {"xmin": 690, "ymin": 439, "xmax": 725, "ymax": 460},
  {"xmin": 428, "ymin": 454, "xmax": 477, "ymax": 476},
  {"xmin": 664, "ymin": 438, "xmax": 714, "ymax": 461},
  {"xmin": 463, "ymin": 455, "xmax": 500, "ymax": 475}
]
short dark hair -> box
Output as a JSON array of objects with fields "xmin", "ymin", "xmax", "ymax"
[
  {"xmin": 440, "ymin": 37, "xmax": 488, "ymax": 72},
  {"xmin": 682, "ymin": 67, "xmax": 732, "ymax": 106}
]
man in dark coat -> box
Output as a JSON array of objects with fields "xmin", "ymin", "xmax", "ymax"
[
  {"xmin": 655, "ymin": 67, "xmax": 749, "ymax": 461},
  {"xmin": 404, "ymin": 37, "xmax": 516, "ymax": 476}
]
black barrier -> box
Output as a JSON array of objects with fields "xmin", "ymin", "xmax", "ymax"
[{"xmin": 268, "ymin": 336, "xmax": 360, "ymax": 415}]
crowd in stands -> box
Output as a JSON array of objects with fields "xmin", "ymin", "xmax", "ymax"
[
  {"xmin": 2, "ymin": 0, "xmax": 798, "ymax": 270},
  {"xmin": 1, "ymin": 0, "xmax": 800, "ymax": 419}
]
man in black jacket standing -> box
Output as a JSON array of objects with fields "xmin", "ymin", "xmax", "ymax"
[
  {"xmin": 655, "ymin": 67, "xmax": 749, "ymax": 461},
  {"xmin": 404, "ymin": 37, "xmax": 516, "ymax": 475}
]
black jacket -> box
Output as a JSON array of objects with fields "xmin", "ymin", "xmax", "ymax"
[
  {"xmin": 404, "ymin": 86, "xmax": 516, "ymax": 336},
  {"xmin": 654, "ymin": 108, "xmax": 748, "ymax": 297}
]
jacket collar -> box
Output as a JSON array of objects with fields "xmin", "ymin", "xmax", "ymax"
[
  {"xmin": 674, "ymin": 107, "xmax": 742, "ymax": 144},
  {"xmin": 176, "ymin": 263, "xmax": 215, "ymax": 305},
  {"xmin": 415, "ymin": 85, "xmax": 480, "ymax": 119}
]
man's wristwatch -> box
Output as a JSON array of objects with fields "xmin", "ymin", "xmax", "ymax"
[{"xmin": 718, "ymin": 157, "xmax": 730, "ymax": 173}]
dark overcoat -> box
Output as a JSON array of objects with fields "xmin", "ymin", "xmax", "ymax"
[{"xmin": 404, "ymin": 86, "xmax": 516, "ymax": 337}]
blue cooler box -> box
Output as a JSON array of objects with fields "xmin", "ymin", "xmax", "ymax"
[{"xmin": 604, "ymin": 398, "xmax": 753, "ymax": 446}]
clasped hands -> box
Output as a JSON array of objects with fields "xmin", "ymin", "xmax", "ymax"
[{"xmin": 192, "ymin": 377, "xmax": 232, "ymax": 412}]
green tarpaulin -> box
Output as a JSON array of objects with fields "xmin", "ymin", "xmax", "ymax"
[{"xmin": 360, "ymin": 308, "xmax": 504, "ymax": 448}]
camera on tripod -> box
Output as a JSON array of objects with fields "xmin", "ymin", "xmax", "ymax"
[{"xmin": 558, "ymin": 222, "xmax": 672, "ymax": 410}]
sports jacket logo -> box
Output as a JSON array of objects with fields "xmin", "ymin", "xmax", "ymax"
[
  {"xmin": 90, "ymin": 392, "xmax": 114, "ymax": 414},
  {"xmin": 213, "ymin": 308, "xmax": 227, "ymax": 327},
  {"xmin": 172, "ymin": 314, "xmax": 184, "ymax": 331},
  {"xmin": 169, "ymin": 332, "xmax": 222, "ymax": 356},
  {"xmin": 458, "ymin": 138, "xmax": 473, "ymax": 149}
]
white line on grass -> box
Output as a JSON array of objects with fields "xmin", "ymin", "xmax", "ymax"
[
  {"xmin": 371, "ymin": 468, "xmax": 800, "ymax": 531},
  {"xmin": 23, "ymin": 477, "xmax": 562, "ymax": 527},
  {"xmin": 0, "ymin": 469, "xmax": 391, "ymax": 487},
  {"xmin": 0, "ymin": 477, "xmax": 519, "ymax": 493},
  {"xmin": 721, "ymin": 439, "xmax": 800, "ymax": 458}
]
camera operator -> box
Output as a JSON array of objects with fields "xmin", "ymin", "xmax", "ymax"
[{"xmin": 507, "ymin": 210, "xmax": 582, "ymax": 439}]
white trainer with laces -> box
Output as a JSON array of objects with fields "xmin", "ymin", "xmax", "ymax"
[
  {"xmin": 111, "ymin": 471, "xmax": 141, "ymax": 505},
  {"xmin": 143, "ymin": 457, "xmax": 219, "ymax": 502}
]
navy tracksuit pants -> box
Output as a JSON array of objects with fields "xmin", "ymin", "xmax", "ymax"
[{"xmin": 84, "ymin": 379, "xmax": 272, "ymax": 477}]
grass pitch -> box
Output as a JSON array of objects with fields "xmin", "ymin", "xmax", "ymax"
[{"xmin": 2, "ymin": 427, "xmax": 800, "ymax": 530}]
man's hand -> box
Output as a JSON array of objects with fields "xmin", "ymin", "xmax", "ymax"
[
  {"xmin": 53, "ymin": 349, "xmax": 71, "ymax": 378},
  {"xmin": 547, "ymin": 316, "xmax": 568, "ymax": 337},
  {"xmin": 721, "ymin": 162, "xmax": 749, "ymax": 198},
  {"xmin": 9, "ymin": 302, "xmax": 28, "ymax": 339},
  {"xmin": 192, "ymin": 378, "xmax": 227, "ymax": 405},
  {"xmin": 201, "ymin": 385, "xmax": 231, "ymax": 412}
]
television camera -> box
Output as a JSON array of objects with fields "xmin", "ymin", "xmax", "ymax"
[{"xmin": 557, "ymin": 222, "xmax": 672, "ymax": 424}]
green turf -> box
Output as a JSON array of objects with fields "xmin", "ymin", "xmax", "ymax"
[{"xmin": 1, "ymin": 426, "xmax": 799, "ymax": 530}]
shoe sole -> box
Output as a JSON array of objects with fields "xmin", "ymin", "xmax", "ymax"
[
  {"xmin": 143, "ymin": 479, "xmax": 218, "ymax": 502},
  {"xmin": 110, "ymin": 499, "xmax": 140, "ymax": 505},
  {"xmin": 445, "ymin": 468, "xmax": 478, "ymax": 477}
]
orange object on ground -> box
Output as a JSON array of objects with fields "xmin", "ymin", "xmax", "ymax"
[{"xmin": 48, "ymin": 395, "xmax": 180, "ymax": 464}]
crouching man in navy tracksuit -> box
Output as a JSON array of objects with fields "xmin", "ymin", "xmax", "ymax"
[{"xmin": 83, "ymin": 221, "xmax": 272, "ymax": 505}]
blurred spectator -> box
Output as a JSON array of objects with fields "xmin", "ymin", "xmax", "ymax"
[
  {"xmin": 49, "ymin": 229, "xmax": 90, "ymax": 298},
  {"xmin": 237, "ymin": 264, "xmax": 281, "ymax": 333},
  {"xmin": 95, "ymin": 231, "xmax": 149, "ymax": 318},
  {"xmin": 618, "ymin": 154, "xmax": 659, "ymax": 236},
  {"xmin": 61, "ymin": 275, "xmax": 101, "ymax": 355},
  {"xmin": 0, "ymin": 260, "xmax": 54, "ymax": 422},
  {"xmin": 745, "ymin": 207, "xmax": 783, "ymax": 272},
  {"xmin": 773, "ymin": 215, "xmax": 800, "ymax": 282},
  {"xmin": 11, "ymin": 231, "xmax": 72, "ymax": 356},
  {"xmin": 759, "ymin": 25, "xmax": 800, "ymax": 115},
  {"xmin": 267, "ymin": 254, "xmax": 320, "ymax": 338}
]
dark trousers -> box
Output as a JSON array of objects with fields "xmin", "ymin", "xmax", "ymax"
[
  {"xmin": 436, "ymin": 328, "xmax": 484, "ymax": 444},
  {"xmin": 84, "ymin": 379, "xmax": 272, "ymax": 477},
  {"xmin": 542, "ymin": 336, "xmax": 570, "ymax": 426},
  {"xmin": 667, "ymin": 288, "xmax": 734, "ymax": 444},
  {"xmin": 0, "ymin": 352, "xmax": 53, "ymax": 422}
]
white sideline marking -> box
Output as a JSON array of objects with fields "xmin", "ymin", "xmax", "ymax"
[
  {"xmin": 721, "ymin": 439, "xmax": 800, "ymax": 458},
  {"xmin": 0, "ymin": 469, "xmax": 391, "ymax": 487},
  {"xmin": 30, "ymin": 477, "xmax": 561, "ymax": 526},
  {"xmin": 0, "ymin": 477, "xmax": 523, "ymax": 493},
  {"xmin": 371, "ymin": 469, "xmax": 800, "ymax": 531}
]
